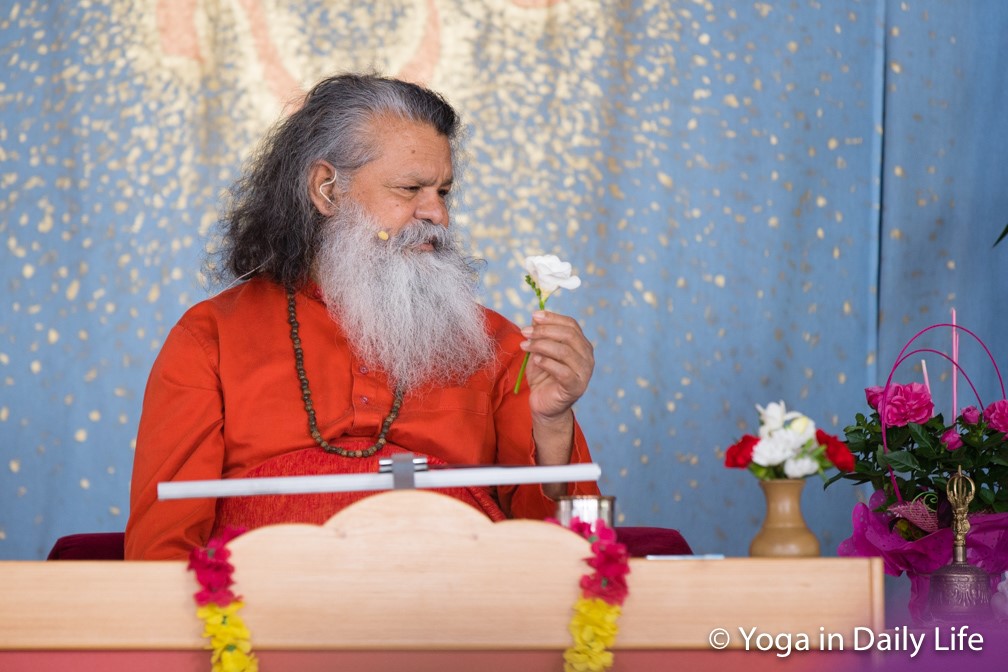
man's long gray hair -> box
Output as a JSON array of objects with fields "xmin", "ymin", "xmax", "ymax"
[{"xmin": 211, "ymin": 73, "xmax": 460, "ymax": 289}]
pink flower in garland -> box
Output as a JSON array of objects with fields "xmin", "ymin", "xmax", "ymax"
[
  {"xmin": 590, "ymin": 522, "xmax": 618, "ymax": 546},
  {"xmin": 580, "ymin": 572, "xmax": 628, "ymax": 607},
  {"xmin": 568, "ymin": 518, "xmax": 594, "ymax": 540},
  {"xmin": 588, "ymin": 538, "xmax": 629, "ymax": 579},
  {"xmin": 878, "ymin": 382, "xmax": 934, "ymax": 427},
  {"xmin": 984, "ymin": 399, "xmax": 1008, "ymax": 434},
  {"xmin": 188, "ymin": 527, "xmax": 246, "ymax": 606},
  {"xmin": 191, "ymin": 564, "xmax": 236, "ymax": 606},
  {"xmin": 582, "ymin": 539, "xmax": 630, "ymax": 605}
]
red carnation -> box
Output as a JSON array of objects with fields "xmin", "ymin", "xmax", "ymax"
[
  {"xmin": 817, "ymin": 429, "xmax": 855, "ymax": 472},
  {"xmin": 725, "ymin": 434, "xmax": 758, "ymax": 468}
]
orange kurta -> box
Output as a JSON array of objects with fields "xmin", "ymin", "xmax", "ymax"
[{"xmin": 125, "ymin": 279, "xmax": 599, "ymax": 559}]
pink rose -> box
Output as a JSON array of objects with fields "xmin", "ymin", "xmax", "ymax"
[
  {"xmin": 961, "ymin": 405, "xmax": 981, "ymax": 425},
  {"xmin": 865, "ymin": 386, "xmax": 885, "ymax": 411},
  {"xmin": 941, "ymin": 428, "xmax": 963, "ymax": 451},
  {"xmin": 983, "ymin": 399, "xmax": 1008, "ymax": 433},
  {"xmin": 879, "ymin": 382, "xmax": 934, "ymax": 427}
]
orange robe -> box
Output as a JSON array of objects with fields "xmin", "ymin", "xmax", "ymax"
[{"xmin": 125, "ymin": 279, "xmax": 599, "ymax": 559}]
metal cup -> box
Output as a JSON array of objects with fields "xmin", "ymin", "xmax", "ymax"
[{"xmin": 555, "ymin": 495, "xmax": 615, "ymax": 529}]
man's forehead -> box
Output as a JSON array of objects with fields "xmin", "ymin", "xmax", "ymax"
[{"xmin": 362, "ymin": 115, "xmax": 454, "ymax": 178}]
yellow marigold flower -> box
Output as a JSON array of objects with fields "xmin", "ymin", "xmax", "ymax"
[
  {"xmin": 198, "ymin": 601, "xmax": 252, "ymax": 644},
  {"xmin": 563, "ymin": 598, "xmax": 621, "ymax": 672},
  {"xmin": 564, "ymin": 646, "xmax": 614, "ymax": 672},
  {"xmin": 568, "ymin": 598, "xmax": 621, "ymax": 648},
  {"xmin": 214, "ymin": 645, "xmax": 258, "ymax": 672}
]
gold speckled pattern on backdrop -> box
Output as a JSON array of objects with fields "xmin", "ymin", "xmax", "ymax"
[{"xmin": 2, "ymin": 1, "xmax": 1007, "ymax": 559}]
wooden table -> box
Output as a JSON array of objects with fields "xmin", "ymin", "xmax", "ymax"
[{"xmin": 1, "ymin": 490, "xmax": 886, "ymax": 671}]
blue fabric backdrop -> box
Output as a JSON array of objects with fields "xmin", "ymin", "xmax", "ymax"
[{"xmin": 1, "ymin": 0, "xmax": 1006, "ymax": 560}]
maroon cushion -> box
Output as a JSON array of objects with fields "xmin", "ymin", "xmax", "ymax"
[
  {"xmin": 47, "ymin": 532, "xmax": 126, "ymax": 560},
  {"xmin": 616, "ymin": 526, "xmax": 693, "ymax": 557}
]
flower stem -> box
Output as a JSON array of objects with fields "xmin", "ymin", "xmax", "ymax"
[
  {"xmin": 513, "ymin": 277, "xmax": 546, "ymax": 394},
  {"xmin": 514, "ymin": 353, "xmax": 531, "ymax": 394}
]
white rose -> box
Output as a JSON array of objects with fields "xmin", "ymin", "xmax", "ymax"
[
  {"xmin": 524, "ymin": 255, "xmax": 582, "ymax": 296},
  {"xmin": 763, "ymin": 425, "xmax": 814, "ymax": 458},
  {"xmin": 751, "ymin": 434, "xmax": 799, "ymax": 467},
  {"xmin": 756, "ymin": 401, "xmax": 801, "ymax": 437},
  {"xmin": 783, "ymin": 455, "xmax": 820, "ymax": 479},
  {"xmin": 784, "ymin": 414, "xmax": 816, "ymax": 445}
]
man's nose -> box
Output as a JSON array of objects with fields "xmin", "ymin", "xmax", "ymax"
[{"xmin": 414, "ymin": 189, "xmax": 448, "ymax": 227}]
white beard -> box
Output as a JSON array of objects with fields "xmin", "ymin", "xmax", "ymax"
[{"xmin": 314, "ymin": 199, "xmax": 496, "ymax": 392}]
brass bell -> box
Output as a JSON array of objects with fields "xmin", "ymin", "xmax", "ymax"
[{"xmin": 927, "ymin": 466, "xmax": 992, "ymax": 622}]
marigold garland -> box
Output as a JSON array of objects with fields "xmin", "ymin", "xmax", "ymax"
[
  {"xmin": 561, "ymin": 516, "xmax": 631, "ymax": 672},
  {"xmin": 188, "ymin": 527, "xmax": 257, "ymax": 672},
  {"xmin": 189, "ymin": 517, "xmax": 629, "ymax": 672}
]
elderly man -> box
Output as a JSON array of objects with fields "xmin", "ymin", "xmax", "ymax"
[{"xmin": 125, "ymin": 73, "xmax": 600, "ymax": 559}]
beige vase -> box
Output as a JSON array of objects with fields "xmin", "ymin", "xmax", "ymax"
[{"xmin": 749, "ymin": 479, "xmax": 821, "ymax": 557}]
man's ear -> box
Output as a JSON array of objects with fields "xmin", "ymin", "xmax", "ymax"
[{"xmin": 308, "ymin": 160, "xmax": 340, "ymax": 217}]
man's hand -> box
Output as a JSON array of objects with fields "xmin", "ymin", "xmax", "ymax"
[
  {"xmin": 521, "ymin": 311, "xmax": 594, "ymax": 420},
  {"xmin": 520, "ymin": 310, "xmax": 594, "ymax": 496}
]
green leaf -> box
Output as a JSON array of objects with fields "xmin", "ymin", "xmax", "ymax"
[
  {"xmin": 823, "ymin": 471, "xmax": 845, "ymax": 487},
  {"xmin": 878, "ymin": 450, "xmax": 923, "ymax": 473},
  {"xmin": 908, "ymin": 422, "xmax": 940, "ymax": 452},
  {"xmin": 994, "ymin": 221, "xmax": 1008, "ymax": 248},
  {"xmin": 977, "ymin": 487, "xmax": 996, "ymax": 506}
]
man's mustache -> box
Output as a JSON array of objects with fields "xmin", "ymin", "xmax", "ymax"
[{"xmin": 388, "ymin": 221, "xmax": 456, "ymax": 253}]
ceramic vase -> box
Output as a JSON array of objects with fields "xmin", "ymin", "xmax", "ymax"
[{"xmin": 749, "ymin": 479, "xmax": 821, "ymax": 557}]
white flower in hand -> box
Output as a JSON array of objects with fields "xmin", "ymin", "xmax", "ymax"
[
  {"xmin": 524, "ymin": 255, "xmax": 582, "ymax": 297},
  {"xmin": 514, "ymin": 254, "xmax": 582, "ymax": 394}
]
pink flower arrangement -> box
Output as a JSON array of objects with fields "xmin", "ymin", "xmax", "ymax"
[
  {"xmin": 830, "ymin": 380, "xmax": 1008, "ymax": 534},
  {"xmin": 831, "ymin": 320, "xmax": 1008, "ymax": 623}
]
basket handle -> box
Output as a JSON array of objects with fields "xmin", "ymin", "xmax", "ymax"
[{"xmin": 877, "ymin": 323, "xmax": 1005, "ymax": 504}]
